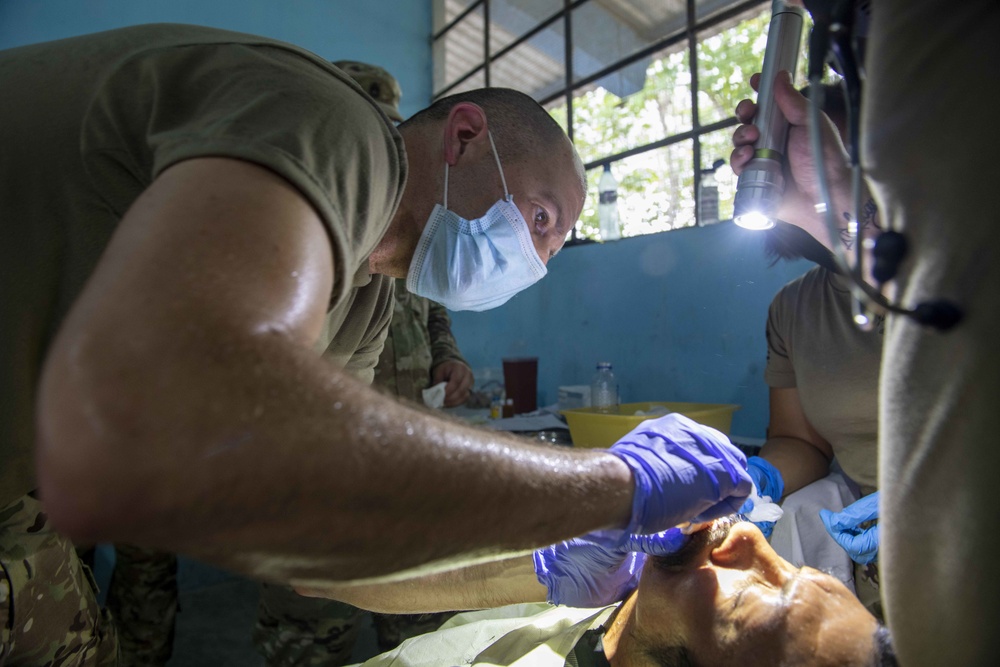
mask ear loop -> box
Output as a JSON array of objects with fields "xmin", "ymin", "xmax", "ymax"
[
  {"xmin": 487, "ymin": 131, "xmax": 511, "ymax": 202},
  {"xmin": 442, "ymin": 163, "xmax": 449, "ymax": 209}
]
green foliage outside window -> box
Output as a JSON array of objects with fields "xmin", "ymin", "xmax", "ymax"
[{"xmin": 548, "ymin": 9, "xmax": 816, "ymax": 241}]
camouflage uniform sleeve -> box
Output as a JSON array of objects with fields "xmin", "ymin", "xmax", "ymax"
[
  {"xmin": 372, "ymin": 280, "xmax": 434, "ymax": 402},
  {"xmin": 426, "ymin": 300, "xmax": 469, "ymax": 372}
]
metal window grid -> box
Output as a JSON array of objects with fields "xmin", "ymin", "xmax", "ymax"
[{"xmin": 432, "ymin": 0, "xmax": 768, "ymax": 241}]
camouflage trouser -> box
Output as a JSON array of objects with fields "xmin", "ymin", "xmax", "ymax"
[
  {"xmin": 254, "ymin": 583, "xmax": 364, "ymax": 666},
  {"xmin": 855, "ymin": 560, "xmax": 883, "ymax": 623},
  {"xmin": 370, "ymin": 611, "xmax": 458, "ymax": 653},
  {"xmin": 0, "ymin": 493, "xmax": 119, "ymax": 666},
  {"xmin": 105, "ymin": 546, "xmax": 178, "ymax": 667}
]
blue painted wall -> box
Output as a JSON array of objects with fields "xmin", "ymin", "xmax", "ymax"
[
  {"xmin": 0, "ymin": 0, "xmax": 432, "ymax": 118},
  {"xmin": 450, "ymin": 223, "xmax": 811, "ymax": 439}
]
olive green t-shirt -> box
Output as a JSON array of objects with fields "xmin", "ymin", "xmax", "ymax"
[
  {"xmin": 764, "ymin": 266, "xmax": 883, "ymax": 490},
  {"xmin": 0, "ymin": 24, "xmax": 406, "ymax": 505}
]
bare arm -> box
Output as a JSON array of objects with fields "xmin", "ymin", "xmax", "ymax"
[
  {"xmin": 293, "ymin": 554, "xmax": 546, "ymax": 614},
  {"xmin": 36, "ymin": 158, "xmax": 634, "ymax": 584},
  {"xmin": 760, "ymin": 387, "xmax": 833, "ymax": 496}
]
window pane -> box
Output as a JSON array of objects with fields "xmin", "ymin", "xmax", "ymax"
[
  {"xmin": 574, "ymin": 167, "xmax": 603, "ymax": 241},
  {"xmin": 440, "ymin": 69, "xmax": 486, "ymax": 98},
  {"xmin": 696, "ymin": 4, "xmax": 769, "ymax": 126},
  {"xmin": 576, "ymin": 142, "xmax": 695, "ymax": 240},
  {"xmin": 568, "ymin": 46, "xmax": 691, "ymax": 166},
  {"xmin": 434, "ymin": 0, "xmax": 480, "ymax": 33},
  {"xmin": 433, "ymin": 4, "xmax": 485, "ymax": 95},
  {"xmin": 699, "ymin": 127, "xmax": 739, "ymax": 223},
  {"xmin": 571, "ymin": 0, "xmax": 687, "ymax": 84},
  {"xmin": 697, "ymin": 4, "xmax": 812, "ymax": 126},
  {"xmin": 697, "ymin": 0, "xmax": 764, "ymax": 22},
  {"xmin": 543, "ymin": 96, "xmax": 569, "ymax": 134},
  {"xmin": 489, "ymin": 0, "xmax": 563, "ymax": 53},
  {"xmin": 491, "ymin": 22, "xmax": 566, "ymax": 98}
]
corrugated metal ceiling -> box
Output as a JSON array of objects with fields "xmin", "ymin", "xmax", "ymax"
[{"xmin": 435, "ymin": 0, "xmax": 759, "ymax": 101}]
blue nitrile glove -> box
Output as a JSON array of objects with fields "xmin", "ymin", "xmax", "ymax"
[
  {"xmin": 608, "ymin": 413, "xmax": 753, "ymax": 535},
  {"xmin": 819, "ymin": 492, "xmax": 880, "ymax": 565},
  {"xmin": 738, "ymin": 456, "xmax": 785, "ymax": 538},
  {"xmin": 533, "ymin": 529, "xmax": 690, "ymax": 607}
]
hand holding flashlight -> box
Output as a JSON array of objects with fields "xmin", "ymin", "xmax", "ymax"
[
  {"xmin": 732, "ymin": 0, "xmax": 806, "ymax": 229},
  {"xmin": 731, "ymin": 71, "xmax": 854, "ymax": 246}
]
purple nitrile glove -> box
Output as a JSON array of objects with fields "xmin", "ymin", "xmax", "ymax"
[
  {"xmin": 609, "ymin": 413, "xmax": 753, "ymax": 535},
  {"xmin": 624, "ymin": 527, "xmax": 691, "ymax": 556},
  {"xmin": 533, "ymin": 528, "xmax": 691, "ymax": 607},
  {"xmin": 819, "ymin": 492, "xmax": 880, "ymax": 565}
]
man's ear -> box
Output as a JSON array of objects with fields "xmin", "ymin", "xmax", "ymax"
[{"xmin": 442, "ymin": 102, "xmax": 489, "ymax": 167}]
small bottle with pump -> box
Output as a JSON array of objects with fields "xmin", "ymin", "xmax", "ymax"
[
  {"xmin": 590, "ymin": 362, "xmax": 620, "ymax": 414},
  {"xmin": 598, "ymin": 164, "xmax": 621, "ymax": 241}
]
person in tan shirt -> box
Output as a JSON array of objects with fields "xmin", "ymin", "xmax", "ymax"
[
  {"xmin": 1, "ymin": 24, "xmax": 751, "ymax": 665},
  {"xmin": 735, "ymin": 3, "xmax": 1000, "ymax": 661},
  {"xmin": 731, "ymin": 76, "xmax": 883, "ymax": 614}
]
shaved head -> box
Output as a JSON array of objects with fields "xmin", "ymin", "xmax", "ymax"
[{"xmin": 401, "ymin": 87, "xmax": 585, "ymax": 196}]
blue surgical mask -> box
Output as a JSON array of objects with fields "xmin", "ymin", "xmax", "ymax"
[{"xmin": 406, "ymin": 132, "xmax": 547, "ymax": 312}]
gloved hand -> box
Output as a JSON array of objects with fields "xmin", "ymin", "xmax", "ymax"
[
  {"xmin": 738, "ymin": 456, "xmax": 785, "ymax": 538},
  {"xmin": 534, "ymin": 529, "xmax": 689, "ymax": 607},
  {"xmin": 609, "ymin": 413, "xmax": 752, "ymax": 535},
  {"xmin": 819, "ymin": 492, "xmax": 880, "ymax": 565}
]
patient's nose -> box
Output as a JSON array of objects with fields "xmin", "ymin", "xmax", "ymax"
[{"xmin": 711, "ymin": 522, "xmax": 794, "ymax": 586}]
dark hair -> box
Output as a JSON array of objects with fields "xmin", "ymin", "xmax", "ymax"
[
  {"xmin": 871, "ymin": 625, "xmax": 898, "ymax": 667},
  {"xmin": 400, "ymin": 87, "xmax": 576, "ymax": 171},
  {"xmin": 762, "ymin": 220, "xmax": 840, "ymax": 272},
  {"xmin": 798, "ymin": 82, "xmax": 848, "ymax": 129}
]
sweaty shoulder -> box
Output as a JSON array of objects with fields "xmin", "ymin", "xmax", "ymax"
[{"xmin": 80, "ymin": 24, "xmax": 408, "ymax": 308}]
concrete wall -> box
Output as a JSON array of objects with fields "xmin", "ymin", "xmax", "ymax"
[
  {"xmin": 450, "ymin": 223, "xmax": 811, "ymax": 438},
  {"xmin": 0, "ymin": 0, "xmax": 432, "ymax": 118}
]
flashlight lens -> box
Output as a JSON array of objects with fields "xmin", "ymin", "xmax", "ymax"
[{"xmin": 734, "ymin": 211, "xmax": 775, "ymax": 230}]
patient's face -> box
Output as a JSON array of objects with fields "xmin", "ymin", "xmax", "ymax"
[{"xmin": 631, "ymin": 518, "xmax": 878, "ymax": 667}]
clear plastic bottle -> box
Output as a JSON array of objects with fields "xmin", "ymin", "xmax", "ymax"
[
  {"xmin": 590, "ymin": 362, "xmax": 619, "ymax": 414},
  {"xmin": 698, "ymin": 159, "xmax": 726, "ymax": 226},
  {"xmin": 598, "ymin": 164, "xmax": 621, "ymax": 241}
]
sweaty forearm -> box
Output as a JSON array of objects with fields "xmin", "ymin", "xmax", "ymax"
[
  {"xmin": 292, "ymin": 553, "xmax": 546, "ymax": 613},
  {"xmin": 39, "ymin": 327, "xmax": 633, "ymax": 584},
  {"xmin": 35, "ymin": 158, "xmax": 632, "ymax": 588},
  {"xmin": 758, "ymin": 436, "xmax": 831, "ymax": 497}
]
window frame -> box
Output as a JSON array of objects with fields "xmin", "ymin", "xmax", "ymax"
[{"xmin": 432, "ymin": 0, "xmax": 770, "ymax": 243}]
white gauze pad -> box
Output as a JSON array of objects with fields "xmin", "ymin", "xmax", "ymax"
[{"xmin": 745, "ymin": 486, "xmax": 783, "ymax": 523}]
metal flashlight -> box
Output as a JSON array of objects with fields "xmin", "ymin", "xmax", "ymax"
[{"xmin": 733, "ymin": 0, "xmax": 806, "ymax": 230}]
